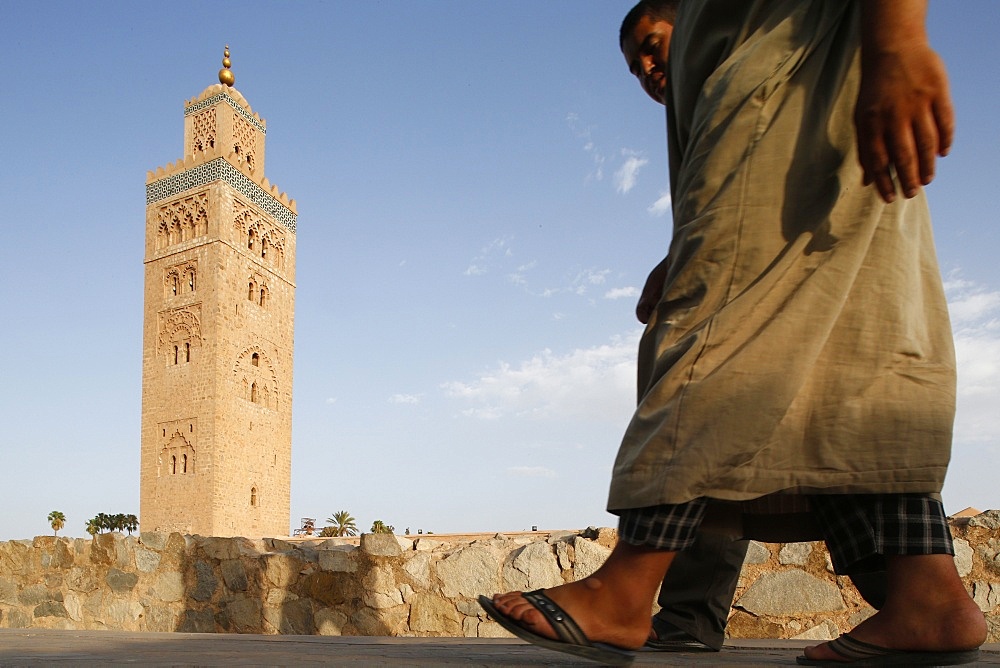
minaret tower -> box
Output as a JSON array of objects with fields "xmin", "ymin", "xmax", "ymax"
[{"xmin": 141, "ymin": 47, "xmax": 296, "ymax": 537}]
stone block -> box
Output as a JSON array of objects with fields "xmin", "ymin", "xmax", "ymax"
[
  {"xmin": 362, "ymin": 565, "xmax": 403, "ymax": 609},
  {"xmin": 152, "ymin": 570, "xmax": 184, "ymax": 602},
  {"xmin": 414, "ymin": 538, "xmax": 441, "ymax": 552},
  {"xmin": 220, "ymin": 559, "xmax": 249, "ymax": 592},
  {"xmin": 138, "ymin": 532, "xmax": 170, "ymax": 551},
  {"xmin": 177, "ymin": 608, "xmax": 216, "ymax": 633},
  {"xmin": 134, "ymin": 548, "xmax": 161, "ymax": 573},
  {"xmin": 736, "ymin": 570, "xmax": 845, "ymax": 616},
  {"xmin": 264, "ymin": 553, "xmax": 303, "ymax": 588},
  {"xmin": 221, "ymin": 595, "xmax": 263, "ymax": 633},
  {"xmin": 409, "ymin": 592, "xmax": 462, "ymax": 634},
  {"xmin": 726, "ymin": 609, "xmax": 785, "ymax": 639},
  {"xmin": 555, "ymin": 541, "xmax": 574, "ymax": 571},
  {"xmin": 2, "ymin": 608, "xmax": 31, "ymax": 628},
  {"xmin": 18, "ymin": 584, "xmax": 60, "ymax": 607},
  {"xmin": 360, "ymin": 533, "xmax": 403, "ymax": 557},
  {"xmin": 572, "ymin": 536, "xmax": 611, "ymax": 581},
  {"xmin": 974, "ymin": 581, "xmax": 1000, "ymax": 612},
  {"xmin": 348, "ymin": 605, "xmax": 408, "ymax": 636},
  {"xmin": 315, "ymin": 607, "xmax": 348, "ymax": 635},
  {"xmin": 953, "ymin": 538, "xmax": 974, "ymax": 577},
  {"xmin": 106, "ymin": 568, "xmax": 139, "ymax": 594},
  {"xmin": 0, "ymin": 577, "xmax": 18, "ymax": 605},
  {"xmin": 106, "ymin": 600, "xmax": 145, "ymax": 628},
  {"xmin": 402, "ymin": 552, "xmax": 431, "ymax": 589},
  {"xmin": 502, "ymin": 542, "xmax": 563, "ymax": 592},
  {"xmin": 302, "ymin": 571, "xmax": 356, "ymax": 607},
  {"xmin": 144, "ymin": 605, "xmax": 179, "ymax": 633},
  {"xmin": 744, "ymin": 541, "xmax": 771, "ymax": 565},
  {"xmin": 969, "ymin": 510, "xmax": 1000, "ymax": 530},
  {"xmin": 791, "ymin": 619, "xmax": 839, "ymax": 640},
  {"xmin": 0, "ymin": 541, "xmax": 32, "ymax": 576},
  {"xmin": 778, "ymin": 543, "xmax": 812, "ymax": 566},
  {"xmin": 263, "ymin": 598, "xmax": 314, "ymax": 635},
  {"xmin": 33, "ymin": 601, "xmax": 69, "ymax": 619},
  {"xmin": 318, "ymin": 549, "xmax": 357, "ymax": 573},
  {"xmin": 437, "ymin": 546, "xmax": 502, "ymax": 599},
  {"xmin": 580, "ymin": 527, "xmax": 617, "ymax": 549},
  {"xmin": 63, "ymin": 592, "xmax": 83, "ymax": 622},
  {"xmin": 190, "ymin": 560, "xmax": 218, "ymax": 602},
  {"xmin": 200, "ymin": 537, "xmax": 252, "ymax": 561}
]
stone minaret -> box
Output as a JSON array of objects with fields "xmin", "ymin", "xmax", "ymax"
[{"xmin": 140, "ymin": 47, "xmax": 296, "ymax": 537}]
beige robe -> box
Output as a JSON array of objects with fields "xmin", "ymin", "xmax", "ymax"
[{"xmin": 608, "ymin": 0, "xmax": 956, "ymax": 511}]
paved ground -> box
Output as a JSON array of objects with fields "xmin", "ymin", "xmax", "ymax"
[{"xmin": 0, "ymin": 631, "xmax": 998, "ymax": 667}]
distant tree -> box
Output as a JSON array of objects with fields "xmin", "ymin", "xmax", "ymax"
[
  {"xmin": 85, "ymin": 519, "xmax": 100, "ymax": 537},
  {"xmin": 124, "ymin": 514, "xmax": 139, "ymax": 535},
  {"xmin": 325, "ymin": 511, "xmax": 358, "ymax": 537},
  {"xmin": 95, "ymin": 513, "xmax": 111, "ymax": 533},
  {"xmin": 370, "ymin": 520, "xmax": 394, "ymax": 534},
  {"xmin": 48, "ymin": 511, "xmax": 66, "ymax": 536}
]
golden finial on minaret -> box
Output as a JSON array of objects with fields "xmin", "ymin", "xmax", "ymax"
[{"xmin": 218, "ymin": 45, "xmax": 235, "ymax": 87}]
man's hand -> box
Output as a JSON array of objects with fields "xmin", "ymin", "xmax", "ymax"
[
  {"xmin": 857, "ymin": 1, "xmax": 953, "ymax": 203},
  {"xmin": 636, "ymin": 255, "xmax": 671, "ymax": 324}
]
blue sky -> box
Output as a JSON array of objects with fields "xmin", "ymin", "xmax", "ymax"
[{"xmin": 1, "ymin": 2, "xmax": 998, "ymax": 540}]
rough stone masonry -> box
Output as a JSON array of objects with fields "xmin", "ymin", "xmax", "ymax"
[{"xmin": 1, "ymin": 511, "xmax": 998, "ymax": 641}]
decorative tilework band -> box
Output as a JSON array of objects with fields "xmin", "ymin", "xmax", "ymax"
[
  {"xmin": 147, "ymin": 158, "xmax": 296, "ymax": 233},
  {"xmin": 185, "ymin": 92, "xmax": 266, "ymax": 134}
]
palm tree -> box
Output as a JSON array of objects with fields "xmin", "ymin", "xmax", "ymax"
[
  {"xmin": 124, "ymin": 514, "xmax": 139, "ymax": 535},
  {"xmin": 370, "ymin": 520, "xmax": 394, "ymax": 534},
  {"xmin": 85, "ymin": 519, "xmax": 100, "ymax": 537},
  {"xmin": 48, "ymin": 511, "xmax": 66, "ymax": 536},
  {"xmin": 326, "ymin": 510, "xmax": 358, "ymax": 537}
]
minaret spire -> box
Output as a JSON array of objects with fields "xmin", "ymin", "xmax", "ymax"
[{"xmin": 219, "ymin": 45, "xmax": 235, "ymax": 87}]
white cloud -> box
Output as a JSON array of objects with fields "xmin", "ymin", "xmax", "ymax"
[
  {"xmin": 442, "ymin": 332, "xmax": 640, "ymax": 422},
  {"xmin": 325, "ymin": 397, "xmax": 338, "ymax": 405},
  {"xmin": 648, "ymin": 191, "xmax": 672, "ymax": 216},
  {"xmin": 566, "ymin": 112, "xmax": 605, "ymax": 183},
  {"xmin": 945, "ymin": 276, "xmax": 1000, "ymax": 446},
  {"xmin": 465, "ymin": 236, "xmax": 515, "ymax": 277},
  {"xmin": 507, "ymin": 466, "xmax": 557, "ymax": 478},
  {"xmin": 605, "ymin": 286, "xmax": 639, "ymax": 300},
  {"xmin": 614, "ymin": 151, "xmax": 649, "ymax": 194},
  {"xmin": 389, "ymin": 393, "xmax": 422, "ymax": 405}
]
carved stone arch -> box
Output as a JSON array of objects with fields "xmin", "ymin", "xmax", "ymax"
[
  {"xmin": 158, "ymin": 307, "xmax": 203, "ymax": 360},
  {"xmin": 233, "ymin": 345, "xmax": 279, "ymax": 409},
  {"xmin": 157, "ymin": 220, "xmax": 170, "ymax": 250},
  {"xmin": 164, "ymin": 267, "xmax": 181, "ymax": 297},
  {"xmin": 160, "ymin": 430, "xmax": 197, "ymax": 475}
]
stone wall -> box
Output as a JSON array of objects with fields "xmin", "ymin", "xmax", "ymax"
[{"xmin": 1, "ymin": 512, "xmax": 998, "ymax": 642}]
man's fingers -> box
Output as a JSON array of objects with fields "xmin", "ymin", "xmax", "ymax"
[{"xmin": 933, "ymin": 95, "xmax": 955, "ymax": 157}]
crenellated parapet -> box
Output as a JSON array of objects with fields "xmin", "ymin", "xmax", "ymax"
[{"xmin": 146, "ymin": 151, "xmax": 297, "ymax": 232}]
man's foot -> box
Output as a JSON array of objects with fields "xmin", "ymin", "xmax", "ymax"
[
  {"xmin": 801, "ymin": 555, "xmax": 986, "ymax": 664},
  {"xmin": 490, "ymin": 579, "xmax": 653, "ymax": 651}
]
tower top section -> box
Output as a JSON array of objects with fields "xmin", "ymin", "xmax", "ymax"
[
  {"xmin": 145, "ymin": 47, "xmax": 297, "ymax": 230},
  {"xmin": 219, "ymin": 45, "xmax": 235, "ymax": 87}
]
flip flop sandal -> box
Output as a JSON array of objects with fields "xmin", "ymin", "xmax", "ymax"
[
  {"xmin": 796, "ymin": 633, "xmax": 981, "ymax": 666},
  {"xmin": 478, "ymin": 590, "xmax": 635, "ymax": 666}
]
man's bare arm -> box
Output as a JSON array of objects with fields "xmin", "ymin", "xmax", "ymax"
[{"xmin": 857, "ymin": 0, "xmax": 954, "ymax": 202}]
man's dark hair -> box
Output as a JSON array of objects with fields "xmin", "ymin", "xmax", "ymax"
[{"xmin": 619, "ymin": 0, "xmax": 679, "ymax": 48}]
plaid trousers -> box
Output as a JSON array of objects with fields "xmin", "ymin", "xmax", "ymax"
[{"xmin": 617, "ymin": 494, "xmax": 953, "ymax": 574}]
